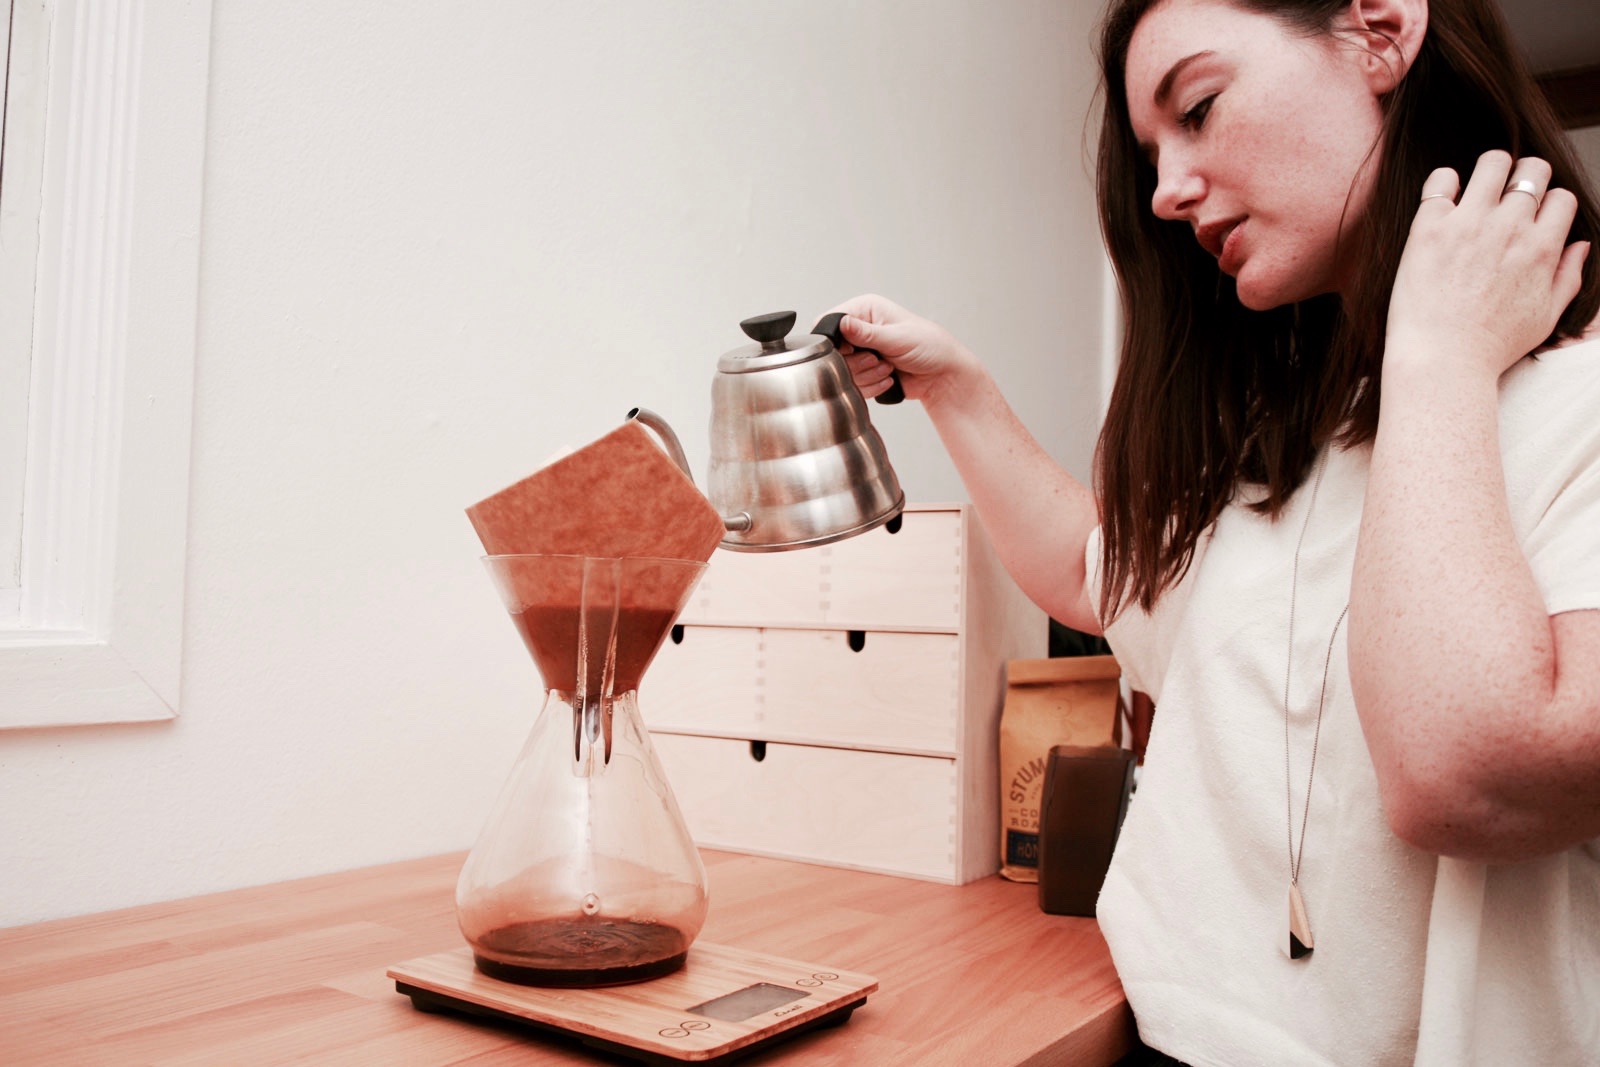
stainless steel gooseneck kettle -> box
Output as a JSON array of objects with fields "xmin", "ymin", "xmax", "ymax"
[{"xmin": 630, "ymin": 310, "xmax": 905, "ymax": 552}]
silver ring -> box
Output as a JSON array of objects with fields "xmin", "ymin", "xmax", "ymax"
[
  {"xmin": 1420, "ymin": 193, "xmax": 1453, "ymax": 203},
  {"xmin": 1504, "ymin": 179, "xmax": 1542, "ymax": 203}
]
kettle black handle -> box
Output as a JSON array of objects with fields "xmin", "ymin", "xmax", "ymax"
[{"xmin": 812, "ymin": 313, "xmax": 905, "ymax": 405}]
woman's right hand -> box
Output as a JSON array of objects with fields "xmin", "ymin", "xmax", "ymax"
[
  {"xmin": 827, "ymin": 296, "xmax": 1102, "ymax": 634},
  {"xmin": 824, "ymin": 294, "xmax": 979, "ymax": 404}
]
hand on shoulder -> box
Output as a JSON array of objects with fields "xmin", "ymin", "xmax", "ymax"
[{"xmin": 1386, "ymin": 150, "xmax": 1592, "ymax": 379}]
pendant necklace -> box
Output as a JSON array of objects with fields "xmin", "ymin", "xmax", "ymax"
[{"xmin": 1283, "ymin": 451, "xmax": 1349, "ymax": 961}]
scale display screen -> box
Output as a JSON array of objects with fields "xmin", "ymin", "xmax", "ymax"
[{"xmin": 687, "ymin": 983, "xmax": 811, "ymax": 1022}]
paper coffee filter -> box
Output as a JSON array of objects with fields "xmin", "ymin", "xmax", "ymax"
[{"xmin": 467, "ymin": 421, "xmax": 724, "ymax": 563}]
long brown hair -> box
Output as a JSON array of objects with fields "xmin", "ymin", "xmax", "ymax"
[{"xmin": 1094, "ymin": 0, "xmax": 1600, "ymax": 620}]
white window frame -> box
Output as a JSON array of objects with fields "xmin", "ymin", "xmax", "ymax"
[
  {"xmin": 2, "ymin": 0, "xmax": 48, "ymax": 602},
  {"xmin": 0, "ymin": 0, "xmax": 209, "ymax": 729}
]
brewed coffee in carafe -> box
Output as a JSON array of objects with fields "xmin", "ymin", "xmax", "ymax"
[{"xmin": 456, "ymin": 554, "xmax": 709, "ymax": 986}]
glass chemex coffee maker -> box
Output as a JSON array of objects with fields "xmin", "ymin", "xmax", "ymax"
[
  {"xmin": 455, "ymin": 553, "xmax": 712, "ymax": 986},
  {"xmin": 390, "ymin": 311, "xmax": 897, "ymax": 1063}
]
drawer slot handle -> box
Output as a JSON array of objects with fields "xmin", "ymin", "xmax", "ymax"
[
  {"xmin": 749, "ymin": 740, "xmax": 767, "ymax": 762},
  {"xmin": 847, "ymin": 630, "xmax": 867, "ymax": 653}
]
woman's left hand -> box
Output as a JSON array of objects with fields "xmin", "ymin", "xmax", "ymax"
[{"xmin": 1386, "ymin": 150, "xmax": 1590, "ymax": 380}]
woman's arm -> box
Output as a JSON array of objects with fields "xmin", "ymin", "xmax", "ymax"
[
  {"xmin": 1355, "ymin": 354, "xmax": 1600, "ymax": 861},
  {"xmin": 833, "ymin": 297, "xmax": 1103, "ymax": 634},
  {"xmin": 1350, "ymin": 151, "xmax": 1600, "ymax": 862}
]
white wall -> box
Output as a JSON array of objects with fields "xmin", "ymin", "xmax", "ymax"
[
  {"xmin": 0, "ymin": 1, "xmax": 1108, "ymax": 925},
  {"xmin": 1574, "ymin": 124, "xmax": 1600, "ymax": 188}
]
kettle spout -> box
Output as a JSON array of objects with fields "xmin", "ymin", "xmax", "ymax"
[
  {"xmin": 627, "ymin": 407, "xmax": 753, "ymax": 535},
  {"xmin": 626, "ymin": 407, "xmax": 693, "ymax": 480}
]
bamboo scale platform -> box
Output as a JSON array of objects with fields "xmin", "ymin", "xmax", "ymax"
[{"xmin": 0, "ymin": 849, "xmax": 1133, "ymax": 1066}]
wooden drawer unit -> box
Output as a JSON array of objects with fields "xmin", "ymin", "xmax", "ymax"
[{"xmin": 642, "ymin": 503, "xmax": 1046, "ymax": 884}]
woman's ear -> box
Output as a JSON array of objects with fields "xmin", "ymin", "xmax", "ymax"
[{"xmin": 1345, "ymin": 0, "xmax": 1428, "ymax": 93}]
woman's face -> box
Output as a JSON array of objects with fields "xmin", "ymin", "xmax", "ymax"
[{"xmin": 1123, "ymin": 0, "xmax": 1387, "ymax": 310}]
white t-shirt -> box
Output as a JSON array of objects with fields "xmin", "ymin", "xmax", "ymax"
[{"xmin": 1089, "ymin": 337, "xmax": 1600, "ymax": 1066}]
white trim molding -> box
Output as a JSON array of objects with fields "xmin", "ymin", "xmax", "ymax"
[{"xmin": 0, "ymin": 0, "xmax": 210, "ymax": 728}]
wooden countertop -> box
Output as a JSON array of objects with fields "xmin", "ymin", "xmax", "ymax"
[{"xmin": 0, "ymin": 850, "xmax": 1133, "ymax": 1066}]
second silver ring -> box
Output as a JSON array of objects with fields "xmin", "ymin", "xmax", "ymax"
[{"xmin": 1504, "ymin": 178, "xmax": 1542, "ymax": 204}]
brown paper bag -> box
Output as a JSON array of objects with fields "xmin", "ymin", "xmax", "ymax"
[{"xmin": 999, "ymin": 655, "xmax": 1123, "ymax": 882}]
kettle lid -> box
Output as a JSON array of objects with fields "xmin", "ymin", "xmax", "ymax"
[{"xmin": 717, "ymin": 311, "xmax": 833, "ymax": 373}]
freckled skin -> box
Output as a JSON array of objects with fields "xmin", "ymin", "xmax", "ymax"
[{"xmin": 1122, "ymin": 0, "xmax": 1387, "ymax": 309}]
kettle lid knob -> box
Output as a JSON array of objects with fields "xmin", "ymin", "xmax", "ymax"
[{"xmin": 739, "ymin": 311, "xmax": 797, "ymax": 350}]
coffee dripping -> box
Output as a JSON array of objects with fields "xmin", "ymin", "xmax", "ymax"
[{"xmin": 455, "ymin": 312, "xmax": 903, "ymax": 988}]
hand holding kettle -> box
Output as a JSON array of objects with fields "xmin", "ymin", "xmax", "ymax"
[{"xmin": 824, "ymin": 294, "xmax": 986, "ymax": 406}]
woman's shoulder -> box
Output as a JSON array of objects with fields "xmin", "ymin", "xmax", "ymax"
[
  {"xmin": 1498, "ymin": 328, "xmax": 1600, "ymax": 494},
  {"xmin": 1500, "ymin": 329, "xmax": 1600, "ymax": 420},
  {"xmin": 1525, "ymin": 320, "xmax": 1600, "ymax": 365}
]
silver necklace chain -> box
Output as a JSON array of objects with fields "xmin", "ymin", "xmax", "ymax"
[{"xmin": 1284, "ymin": 451, "xmax": 1350, "ymax": 887}]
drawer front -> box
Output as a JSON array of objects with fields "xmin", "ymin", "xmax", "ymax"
[
  {"xmin": 822, "ymin": 510, "xmax": 962, "ymax": 629},
  {"xmin": 761, "ymin": 629, "xmax": 960, "ymax": 753},
  {"xmin": 643, "ymin": 626, "xmax": 961, "ymax": 754},
  {"xmin": 652, "ymin": 733, "xmax": 960, "ymax": 882},
  {"xmin": 679, "ymin": 550, "xmax": 819, "ymax": 626},
  {"xmin": 679, "ymin": 508, "xmax": 963, "ymax": 630},
  {"xmin": 641, "ymin": 626, "xmax": 761, "ymax": 736}
]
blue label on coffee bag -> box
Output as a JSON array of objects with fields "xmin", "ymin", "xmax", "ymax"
[{"xmin": 1006, "ymin": 830, "xmax": 1039, "ymax": 868}]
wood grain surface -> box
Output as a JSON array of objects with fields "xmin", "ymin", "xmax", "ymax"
[{"xmin": 0, "ymin": 850, "xmax": 1133, "ymax": 1066}]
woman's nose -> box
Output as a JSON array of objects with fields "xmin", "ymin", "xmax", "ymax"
[{"xmin": 1151, "ymin": 157, "xmax": 1203, "ymax": 221}]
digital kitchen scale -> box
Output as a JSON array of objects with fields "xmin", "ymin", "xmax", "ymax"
[{"xmin": 388, "ymin": 941, "xmax": 877, "ymax": 1064}]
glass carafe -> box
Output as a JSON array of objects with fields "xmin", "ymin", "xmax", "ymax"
[{"xmin": 456, "ymin": 554, "xmax": 709, "ymax": 987}]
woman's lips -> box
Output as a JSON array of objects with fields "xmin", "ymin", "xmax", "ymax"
[
  {"xmin": 1196, "ymin": 217, "xmax": 1246, "ymax": 274},
  {"xmin": 1217, "ymin": 221, "xmax": 1245, "ymax": 275}
]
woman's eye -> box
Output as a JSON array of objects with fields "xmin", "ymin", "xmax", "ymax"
[{"xmin": 1178, "ymin": 95, "xmax": 1215, "ymax": 130}]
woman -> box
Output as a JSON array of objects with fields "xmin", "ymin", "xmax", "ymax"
[{"xmin": 832, "ymin": 0, "xmax": 1599, "ymax": 1062}]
